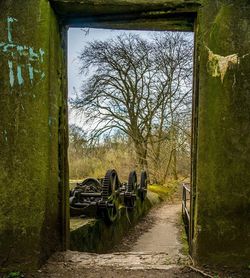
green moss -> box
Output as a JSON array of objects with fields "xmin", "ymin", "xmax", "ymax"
[
  {"xmin": 70, "ymin": 218, "xmax": 96, "ymax": 231},
  {"xmin": 180, "ymin": 216, "xmax": 189, "ymax": 256},
  {"xmin": 50, "ymin": 0, "xmax": 200, "ymax": 31},
  {"xmin": 192, "ymin": 0, "xmax": 250, "ymax": 268},
  {"xmin": 1, "ymin": 0, "xmax": 250, "ymax": 272},
  {"xmin": 70, "ymin": 191, "xmax": 161, "ymax": 252},
  {"xmin": 0, "ymin": 0, "xmax": 66, "ymax": 273},
  {"xmin": 148, "ymin": 183, "xmax": 176, "ymax": 200},
  {"xmin": 51, "ymin": 0, "xmax": 201, "ymax": 16},
  {"xmin": 5, "ymin": 272, "xmax": 24, "ymax": 278}
]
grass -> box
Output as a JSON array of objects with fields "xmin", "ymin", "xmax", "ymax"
[
  {"xmin": 5, "ymin": 272, "xmax": 24, "ymax": 278},
  {"xmin": 69, "ymin": 179, "xmax": 83, "ymax": 190},
  {"xmin": 148, "ymin": 182, "xmax": 177, "ymax": 200},
  {"xmin": 70, "ymin": 178, "xmax": 181, "ymax": 202},
  {"xmin": 180, "ymin": 216, "xmax": 189, "ymax": 256}
]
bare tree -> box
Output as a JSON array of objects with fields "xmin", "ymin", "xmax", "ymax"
[
  {"xmin": 146, "ymin": 33, "xmax": 193, "ymax": 182},
  {"xmin": 71, "ymin": 32, "xmax": 193, "ymax": 180}
]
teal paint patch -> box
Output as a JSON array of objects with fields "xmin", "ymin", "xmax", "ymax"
[
  {"xmin": 48, "ymin": 116, "xmax": 52, "ymax": 126},
  {"xmin": 17, "ymin": 45, "xmax": 29, "ymax": 56},
  {"xmin": 41, "ymin": 72, "xmax": 45, "ymax": 79},
  {"xmin": 28, "ymin": 64, "xmax": 34, "ymax": 84},
  {"xmin": 29, "ymin": 47, "xmax": 39, "ymax": 61},
  {"xmin": 0, "ymin": 17, "xmax": 46, "ymax": 88},
  {"xmin": 39, "ymin": 49, "xmax": 45, "ymax": 62},
  {"xmin": 17, "ymin": 45, "xmax": 24, "ymax": 52},
  {"xmin": 17, "ymin": 65, "xmax": 24, "ymax": 85},
  {"xmin": 7, "ymin": 16, "xmax": 17, "ymax": 43},
  {"xmin": 8, "ymin": 60, "xmax": 14, "ymax": 87},
  {"xmin": 3, "ymin": 43, "xmax": 15, "ymax": 53}
]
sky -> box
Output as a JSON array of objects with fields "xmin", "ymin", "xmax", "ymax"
[
  {"xmin": 67, "ymin": 28, "xmax": 159, "ymax": 97},
  {"xmin": 67, "ymin": 28, "xmax": 193, "ymax": 126},
  {"xmin": 67, "ymin": 28, "xmax": 162, "ymax": 126}
]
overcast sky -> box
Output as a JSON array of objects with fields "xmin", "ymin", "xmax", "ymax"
[
  {"xmin": 67, "ymin": 28, "xmax": 193, "ymax": 126},
  {"xmin": 67, "ymin": 28, "xmax": 162, "ymax": 125},
  {"xmin": 67, "ymin": 28, "xmax": 159, "ymax": 97}
]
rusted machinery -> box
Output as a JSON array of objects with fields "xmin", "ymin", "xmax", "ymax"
[{"xmin": 69, "ymin": 169, "xmax": 147, "ymax": 224}]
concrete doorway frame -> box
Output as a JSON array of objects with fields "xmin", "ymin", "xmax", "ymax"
[{"xmin": 51, "ymin": 0, "xmax": 200, "ymax": 255}]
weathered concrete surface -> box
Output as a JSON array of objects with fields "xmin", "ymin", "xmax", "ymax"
[
  {"xmin": 131, "ymin": 203, "xmax": 182, "ymax": 256},
  {"xmin": 28, "ymin": 251, "xmax": 204, "ymax": 278},
  {"xmin": 0, "ymin": 0, "xmax": 68, "ymax": 272},
  {"xmin": 50, "ymin": 0, "xmax": 200, "ymax": 30},
  {"xmin": 70, "ymin": 191, "xmax": 161, "ymax": 252},
  {"xmin": 192, "ymin": 0, "xmax": 250, "ymax": 267},
  {"xmin": 55, "ymin": 0, "xmax": 250, "ymax": 268},
  {"xmin": 51, "ymin": 0, "xmax": 201, "ymax": 17},
  {"xmin": 0, "ymin": 0, "xmax": 250, "ymax": 273}
]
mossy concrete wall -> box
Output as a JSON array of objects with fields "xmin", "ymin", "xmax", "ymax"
[
  {"xmin": 0, "ymin": 0, "xmax": 250, "ymax": 272},
  {"xmin": 51, "ymin": 0, "xmax": 200, "ymax": 31},
  {"xmin": 52, "ymin": 0, "xmax": 250, "ymax": 267},
  {"xmin": 0, "ymin": 0, "xmax": 68, "ymax": 273},
  {"xmin": 192, "ymin": 0, "xmax": 250, "ymax": 268},
  {"xmin": 70, "ymin": 191, "xmax": 161, "ymax": 252}
]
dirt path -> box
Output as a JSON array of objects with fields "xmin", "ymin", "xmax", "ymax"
[
  {"xmin": 112, "ymin": 198, "xmax": 186, "ymax": 264},
  {"xmin": 131, "ymin": 203, "xmax": 182, "ymax": 254}
]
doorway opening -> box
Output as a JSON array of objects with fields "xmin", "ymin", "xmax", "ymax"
[{"xmin": 67, "ymin": 26, "xmax": 195, "ymax": 256}]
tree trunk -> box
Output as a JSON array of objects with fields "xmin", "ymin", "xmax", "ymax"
[
  {"xmin": 134, "ymin": 141, "xmax": 149, "ymax": 181},
  {"xmin": 172, "ymin": 147, "xmax": 178, "ymax": 180}
]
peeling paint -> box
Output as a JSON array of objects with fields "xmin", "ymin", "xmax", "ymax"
[
  {"xmin": 17, "ymin": 65, "xmax": 24, "ymax": 85},
  {"xmin": 29, "ymin": 47, "xmax": 40, "ymax": 61},
  {"xmin": 48, "ymin": 116, "xmax": 56, "ymax": 127},
  {"xmin": 28, "ymin": 64, "xmax": 34, "ymax": 84},
  {"xmin": 8, "ymin": 60, "xmax": 14, "ymax": 87},
  {"xmin": 0, "ymin": 17, "xmax": 46, "ymax": 88},
  {"xmin": 39, "ymin": 48, "xmax": 45, "ymax": 62},
  {"xmin": 48, "ymin": 116, "xmax": 53, "ymax": 126},
  {"xmin": 206, "ymin": 46, "xmax": 239, "ymax": 82},
  {"xmin": 7, "ymin": 16, "xmax": 17, "ymax": 43}
]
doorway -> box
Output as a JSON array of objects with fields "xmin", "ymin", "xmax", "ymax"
[{"xmin": 67, "ymin": 26, "xmax": 195, "ymax": 255}]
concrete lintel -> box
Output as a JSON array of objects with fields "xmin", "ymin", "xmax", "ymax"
[
  {"xmin": 50, "ymin": 0, "xmax": 201, "ymax": 30},
  {"xmin": 64, "ymin": 13, "xmax": 196, "ymax": 31}
]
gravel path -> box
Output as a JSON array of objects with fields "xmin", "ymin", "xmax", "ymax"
[
  {"xmin": 111, "ymin": 197, "xmax": 186, "ymax": 263},
  {"xmin": 130, "ymin": 203, "xmax": 182, "ymax": 254}
]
